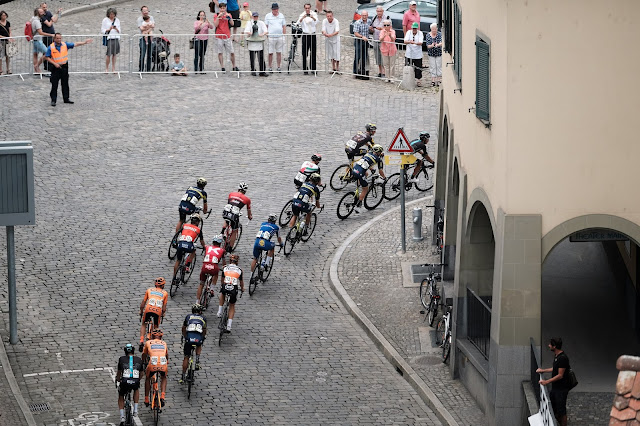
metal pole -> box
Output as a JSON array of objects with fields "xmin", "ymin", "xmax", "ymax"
[
  {"xmin": 6, "ymin": 226, "xmax": 17, "ymax": 344},
  {"xmin": 400, "ymin": 161, "xmax": 406, "ymax": 254}
]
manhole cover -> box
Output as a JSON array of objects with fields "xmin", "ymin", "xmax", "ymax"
[
  {"xmin": 411, "ymin": 354, "xmax": 442, "ymax": 366},
  {"xmin": 29, "ymin": 402, "xmax": 50, "ymax": 412}
]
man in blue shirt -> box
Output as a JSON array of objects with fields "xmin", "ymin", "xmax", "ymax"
[
  {"xmin": 251, "ymin": 214, "xmax": 283, "ymax": 278},
  {"xmin": 44, "ymin": 32, "xmax": 92, "ymax": 106},
  {"xmin": 226, "ymin": 0, "xmax": 241, "ymax": 41}
]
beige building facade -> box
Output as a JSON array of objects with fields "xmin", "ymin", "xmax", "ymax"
[{"xmin": 435, "ymin": 0, "xmax": 640, "ymax": 424}]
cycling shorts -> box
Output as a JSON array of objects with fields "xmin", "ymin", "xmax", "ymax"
[
  {"xmin": 352, "ymin": 166, "xmax": 369, "ymax": 187},
  {"xmin": 178, "ymin": 201, "xmax": 196, "ymax": 222},
  {"xmin": 118, "ymin": 380, "xmax": 140, "ymax": 396},
  {"xmin": 145, "ymin": 368, "xmax": 167, "ymax": 377},
  {"xmin": 253, "ymin": 238, "xmax": 275, "ymax": 259},
  {"xmin": 221, "ymin": 285, "xmax": 239, "ymax": 304},
  {"xmin": 199, "ymin": 263, "xmax": 220, "ymax": 282},
  {"xmin": 223, "ymin": 211, "xmax": 240, "ymax": 230},
  {"xmin": 345, "ymin": 146, "xmax": 368, "ymax": 160},
  {"xmin": 292, "ymin": 200, "xmax": 311, "ymax": 216},
  {"xmin": 177, "ymin": 241, "xmax": 195, "ymax": 261},
  {"xmin": 183, "ymin": 334, "xmax": 204, "ymax": 356},
  {"xmin": 294, "ymin": 177, "xmax": 305, "ymax": 188},
  {"xmin": 142, "ymin": 312, "xmax": 161, "ymax": 327}
]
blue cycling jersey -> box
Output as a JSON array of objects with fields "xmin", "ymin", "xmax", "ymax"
[{"xmin": 255, "ymin": 222, "xmax": 280, "ymax": 241}]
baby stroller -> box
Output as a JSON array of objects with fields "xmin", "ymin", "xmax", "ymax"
[{"xmin": 151, "ymin": 30, "xmax": 171, "ymax": 71}]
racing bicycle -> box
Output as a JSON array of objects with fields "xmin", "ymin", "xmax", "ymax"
[
  {"xmin": 222, "ymin": 211, "xmax": 243, "ymax": 253},
  {"xmin": 218, "ymin": 285, "xmax": 242, "ymax": 346},
  {"xmin": 249, "ymin": 246, "xmax": 281, "ymax": 295},
  {"xmin": 198, "ymin": 273, "xmax": 217, "ymax": 310},
  {"xmin": 168, "ymin": 207, "xmax": 210, "ymax": 260},
  {"xmin": 170, "ymin": 247, "xmax": 198, "ymax": 297},
  {"xmin": 384, "ymin": 159, "xmax": 434, "ymax": 200},
  {"xmin": 419, "ymin": 267, "xmax": 441, "ymax": 326},
  {"xmin": 283, "ymin": 205, "xmax": 323, "ymax": 256},
  {"xmin": 149, "ymin": 371, "xmax": 162, "ymax": 426},
  {"xmin": 336, "ymin": 173, "xmax": 386, "ymax": 219},
  {"xmin": 279, "ymin": 183, "xmax": 325, "ymax": 227},
  {"xmin": 118, "ymin": 383, "xmax": 135, "ymax": 426},
  {"xmin": 182, "ymin": 339, "xmax": 198, "ymax": 399}
]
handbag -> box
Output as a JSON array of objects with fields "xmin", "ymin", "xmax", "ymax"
[
  {"xmin": 567, "ymin": 368, "xmax": 578, "ymax": 390},
  {"xmin": 5, "ymin": 41, "xmax": 17, "ymax": 57}
]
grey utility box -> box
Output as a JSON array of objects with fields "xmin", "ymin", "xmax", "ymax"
[{"xmin": 0, "ymin": 141, "xmax": 35, "ymax": 226}]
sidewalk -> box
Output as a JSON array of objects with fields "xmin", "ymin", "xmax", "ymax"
[{"xmin": 333, "ymin": 196, "xmax": 486, "ymax": 425}]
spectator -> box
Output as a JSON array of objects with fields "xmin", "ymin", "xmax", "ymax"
[
  {"xmin": 425, "ymin": 23, "xmax": 442, "ymax": 86},
  {"xmin": 536, "ymin": 338, "xmax": 571, "ymax": 426},
  {"xmin": 352, "ymin": 10, "xmax": 369, "ymax": 79},
  {"xmin": 296, "ymin": 3, "xmax": 317, "ymax": 75},
  {"xmin": 137, "ymin": 6, "xmax": 155, "ymax": 72},
  {"xmin": 321, "ymin": 10, "xmax": 339, "ymax": 73},
  {"xmin": 101, "ymin": 8, "xmax": 121, "ymax": 74},
  {"xmin": 402, "ymin": 1, "xmax": 420, "ymax": 35},
  {"xmin": 45, "ymin": 32, "xmax": 92, "ymax": 106},
  {"xmin": 31, "ymin": 8, "xmax": 47, "ymax": 74},
  {"xmin": 404, "ymin": 22, "xmax": 423, "ymax": 86},
  {"xmin": 371, "ymin": 6, "xmax": 386, "ymax": 78},
  {"xmin": 226, "ymin": 0, "xmax": 241, "ymax": 42},
  {"xmin": 315, "ymin": 0, "xmax": 327, "ymax": 14},
  {"xmin": 265, "ymin": 2, "xmax": 286, "ymax": 72},
  {"xmin": 379, "ymin": 19, "xmax": 397, "ymax": 81},
  {"xmin": 0, "ymin": 11, "xmax": 11, "ymax": 75},
  {"xmin": 171, "ymin": 53, "xmax": 187, "ymax": 76},
  {"xmin": 209, "ymin": 1, "xmax": 219, "ymax": 14},
  {"xmin": 193, "ymin": 11, "xmax": 213, "ymax": 73},
  {"xmin": 239, "ymin": 2, "xmax": 251, "ymax": 46},
  {"xmin": 40, "ymin": 3, "xmax": 62, "ymax": 49},
  {"xmin": 244, "ymin": 11, "xmax": 268, "ymax": 77},
  {"xmin": 214, "ymin": 1, "xmax": 239, "ymax": 72}
]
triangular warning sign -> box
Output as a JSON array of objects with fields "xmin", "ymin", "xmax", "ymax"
[{"xmin": 388, "ymin": 128, "xmax": 413, "ymax": 153}]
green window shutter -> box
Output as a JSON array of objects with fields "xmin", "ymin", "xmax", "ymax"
[
  {"xmin": 444, "ymin": 0, "xmax": 452, "ymax": 53},
  {"xmin": 475, "ymin": 38, "xmax": 490, "ymax": 121},
  {"xmin": 454, "ymin": 3, "xmax": 462, "ymax": 83}
]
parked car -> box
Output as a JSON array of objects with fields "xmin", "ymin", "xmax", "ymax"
[{"xmin": 350, "ymin": 0, "xmax": 437, "ymax": 41}]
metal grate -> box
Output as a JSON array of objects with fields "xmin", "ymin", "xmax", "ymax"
[{"xmin": 29, "ymin": 402, "xmax": 50, "ymax": 412}]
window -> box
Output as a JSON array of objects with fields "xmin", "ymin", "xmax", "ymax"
[
  {"xmin": 453, "ymin": 1, "xmax": 461, "ymax": 84},
  {"xmin": 443, "ymin": 0, "xmax": 452, "ymax": 52},
  {"xmin": 475, "ymin": 36, "xmax": 490, "ymax": 123}
]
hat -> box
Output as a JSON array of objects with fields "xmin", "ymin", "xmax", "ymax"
[
  {"xmin": 412, "ymin": 22, "xmax": 419, "ymax": 28},
  {"xmin": 271, "ymin": 2, "xmax": 279, "ymax": 8},
  {"xmin": 252, "ymin": 11, "xmax": 259, "ymax": 16},
  {"xmin": 409, "ymin": 1, "xmax": 417, "ymax": 4},
  {"xmin": 243, "ymin": 2, "xmax": 249, "ymax": 6}
]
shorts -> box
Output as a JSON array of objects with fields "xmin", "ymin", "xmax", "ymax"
[
  {"xmin": 428, "ymin": 55, "xmax": 442, "ymax": 77},
  {"xmin": 177, "ymin": 241, "xmax": 195, "ymax": 261},
  {"xmin": 268, "ymin": 36, "xmax": 284, "ymax": 53},
  {"xmin": 550, "ymin": 389, "xmax": 568, "ymax": 417},
  {"xmin": 118, "ymin": 380, "xmax": 140, "ymax": 396},
  {"xmin": 345, "ymin": 147, "xmax": 368, "ymax": 160},
  {"xmin": 292, "ymin": 200, "xmax": 311, "ymax": 216},
  {"xmin": 183, "ymin": 334, "xmax": 204, "ymax": 356},
  {"xmin": 106, "ymin": 39, "xmax": 120, "ymax": 56},
  {"xmin": 230, "ymin": 9, "xmax": 241, "ymax": 27},
  {"xmin": 199, "ymin": 263, "xmax": 220, "ymax": 282},
  {"xmin": 216, "ymin": 37, "xmax": 234, "ymax": 54},
  {"xmin": 179, "ymin": 201, "xmax": 196, "ymax": 222},
  {"xmin": 253, "ymin": 238, "xmax": 275, "ymax": 259},
  {"xmin": 352, "ymin": 166, "xmax": 369, "ymax": 187},
  {"xmin": 221, "ymin": 284, "xmax": 239, "ymax": 304},
  {"xmin": 373, "ymin": 41, "xmax": 383, "ymax": 65},
  {"xmin": 33, "ymin": 40, "xmax": 47, "ymax": 54},
  {"xmin": 142, "ymin": 311, "xmax": 161, "ymax": 327},
  {"xmin": 223, "ymin": 211, "xmax": 240, "ymax": 230},
  {"xmin": 145, "ymin": 368, "xmax": 167, "ymax": 377}
]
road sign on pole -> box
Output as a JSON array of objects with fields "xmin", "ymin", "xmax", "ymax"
[
  {"xmin": 387, "ymin": 128, "xmax": 413, "ymax": 253},
  {"xmin": 388, "ymin": 128, "xmax": 413, "ymax": 153}
]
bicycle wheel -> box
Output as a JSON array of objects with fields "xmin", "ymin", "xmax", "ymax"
[
  {"xmin": 279, "ymin": 199, "xmax": 294, "ymax": 227},
  {"xmin": 419, "ymin": 279, "xmax": 429, "ymax": 310},
  {"xmin": 415, "ymin": 165, "xmax": 434, "ymax": 191},
  {"xmin": 218, "ymin": 305, "xmax": 228, "ymax": 346},
  {"xmin": 200, "ymin": 276, "xmax": 212, "ymax": 309},
  {"xmin": 364, "ymin": 181, "xmax": 385, "ymax": 210},
  {"xmin": 330, "ymin": 164, "xmax": 352, "ymax": 191},
  {"xmin": 300, "ymin": 213, "xmax": 317, "ymax": 242},
  {"xmin": 427, "ymin": 299, "xmax": 438, "ymax": 326},
  {"xmin": 384, "ymin": 173, "xmax": 402, "ymax": 200},
  {"xmin": 184, "ymin": 254, "xmax": 196, "ymax": 284},
  {"xmin": 186, "ymin": 357, "xmax": 194, "ymax": 399},
  {"xmin": 249, "ymin": 258, "xmax": 260, "ymax": 296},
  {"xmin": 262, "ymin": 250, "xmax": 274, "ymax": 281},
  {"xmin": 336, "ymin": 191, "xmax": 357, "ymax": 220},
  {"xmin": 170, "ymin": 268, "xmax": 180, "ymax": 297},
  {"xmin": 283, "ymin": 226, "xmax": 297, "ymax": 256},
  {"xmin": 435, "ymin": 317, "xmax": 446, "ymax": 346},
  {"xmin": 442, "ymin": 336, "xmax": 451, "ymax": 363},
  {"xmin": 168, "ymin": 231, "xmax": 179, "ymax": 260},
  {"xmin": 287, "ymin": 44, "xmax": 294, "ymax": 74},
  {"xmin": 232, "ymin": 225, "xmax": 243, "ymax": 252},
  {"xmin": 124, "ymin": 397, "xmax": 133, "ymax": 426}
]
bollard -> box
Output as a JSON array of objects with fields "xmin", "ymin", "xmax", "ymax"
[{"xmin": 413, "ymin": 207, "xmax": 423, "ymax": 241}]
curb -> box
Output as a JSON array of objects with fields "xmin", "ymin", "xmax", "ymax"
[
  {"xmin": 62, "ymin": 0, "xmax": 132, "ymax": 18},
  {"xmin": 328, "ymin": 196, "xmax": 460, "ymax": 426},
  {"xmin": 0, "ymin": 335, "xmax": 36, "ymax": 426}
]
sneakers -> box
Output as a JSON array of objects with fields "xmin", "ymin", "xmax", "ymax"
[
  {"xmin": 221, "ymin": 67, "xmax": 226, "ymax": 72},
  {"xmin": 226, "ymin": 325, "xmax": 232, "ymax": 332},
  {"xmin": 277, "ymin": 67, "xmax": 281, "ymax": 72},
  {"xmin": 268, "ymin": 68, "xmax": 273, "ymax": 72},
  {"xmin": 217, "ymin": 312, "xmax": 222, "ymax": 318},
  {"xmin": 232, "ymin": 67, "xmax": 239, "ymax": 71}
]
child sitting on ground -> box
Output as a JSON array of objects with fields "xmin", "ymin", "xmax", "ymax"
[{"xmin": 171, "ymin": 53, "xmax": 187, "ymax": 76}]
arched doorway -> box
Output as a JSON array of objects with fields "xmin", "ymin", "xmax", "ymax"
[{"xmin": 443, "ymin": 156, "xmax": 460, "ymax": 280}]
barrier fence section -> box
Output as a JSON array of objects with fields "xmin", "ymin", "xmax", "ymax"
[{"xmin": 0, "ymin": 36, "xmax": 32, "ymax": 79}]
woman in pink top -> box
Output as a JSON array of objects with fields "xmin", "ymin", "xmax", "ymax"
[
  {"xmin": 379, "ymin": 19, "xmax": 397, "ymax": 81},
  {"xmin": 402, "ymin": 1, "xmax": 420, "ymax": 35},
  {"xmin": 194, "ymin": 10, "xmax": 214, "ymax": 72}
]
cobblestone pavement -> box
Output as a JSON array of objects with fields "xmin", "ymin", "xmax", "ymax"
[{"xmin": 0, "ymin": 13, "xmax": 446, "ymax": 425}]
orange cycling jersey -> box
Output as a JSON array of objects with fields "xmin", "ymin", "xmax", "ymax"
[
  {"xmin": 178, "ymin": 223, "xmax": 201, "ymax": 243},
  {"xmin": 222, "ymin": 264, "xmax": 242, "ymax": 288},
  {"xmin": 142, "ymin": 287, "xmax": 168, "ymax": 316},
  {"xmin": 144, "ymin": 339, "xmax": 168, "ymax": 373}
]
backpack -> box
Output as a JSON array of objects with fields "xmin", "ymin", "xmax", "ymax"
[{"xmin": 24, "ymin": 20, "xmax": 33, "ymax": 41}]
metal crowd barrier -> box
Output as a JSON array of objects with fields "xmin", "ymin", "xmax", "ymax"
[{"xmin": 0, "ymin": 36, "xmax": 32, "ymax": 79}]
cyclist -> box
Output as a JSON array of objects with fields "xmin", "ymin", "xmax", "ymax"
[
  {"xmin": 217, "ymin": 254, "xmax": 245, "ymax": 333},
  {"xmin": 408, "ymin": 132, "xmax": 435, "ymax": 183},
  {"xmin": 221, "ymin": 182, "xmax": 253, "ymax": 251},
  {"xmin": 173, "ymin": 213, "xmax": 206, "ymax": 282},
  {"xmin": 176, "ymin": 178, "xmax": 208, "ymax": 232},
  {"xmin": 116, "ymin": 344, "xmax": 143, "ymax": 426},
  {"xmin": 294, "ymin": 154, "xmax": 323, "ymax": 188},
  {"xmin": 142, "ymin": 328, "xmax": 168, "ymax": 408},
  {"xmin": 251, "ymin": 214, "xmax": 283, "ymax": 279},
  {"xmin": 352, "ymin": 144, "xmax": 387, "ymax": 213},
  {"xmin": 179, "ymin": 304, "xmax": 207, "ymax": 384},
  {"xmin": 196, "ymin": 234, "xmax": 226, "ymax": 304},
  {"xmin": 288, "ymin": 173, "xmax": 322, "ymax": 235},
  {"xmin": 345, "ymin": 123, "xmax": 376, "ymax": 161},
  {"xmin": 139, "ymin": 278, "xmax": 168, "ymax": 352}
]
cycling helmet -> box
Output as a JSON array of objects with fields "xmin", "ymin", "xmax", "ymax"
[
  {"xmin": 124, "ymin": 343, "xmax": 135, "ymax": 354},
  {"xmin": 238, "ymin": 182, "xmax": 248, "ymax": 192},
  {"xmin": 267, "ymin": 213, "xmax": 277, "ymax": 224},
  {"xmin": 311, "ymin": 153, "xmax": 322, "ymax": 162},
  {"xmin": 365, "ymin": 123, "xmax": 377, "ymax": 133},
  {"xmin": 229, "ymin": 254, "xmax": 239, "ymax": 264},
  {"xmin": 419, "ymin": 131, "xmax": 430, "ymax": 140},
  {"xmin": 196, "ymin": 177, "xmax": 207, "ymax": 187},
  {"xmin": 310, "ymin": 173, "xmax": 321, "ymax": 183},
  {"xmin": 150, "ymin": 328, "xmax": 163, "ymax": 339},
  {"xmin": 211, "ymin": 234, "xmax": 224, "ymax": 245},
  {"xmin": 192, "ymin": 303, "xmax": 204, "ymax": 314},
  {"xmin": 191, "ymin": 213, "xmax": 201, "ymax": 223},
  {"xmin": 154, "ymin": 277, "xmax": 166, "ymax": 287},
  {"xmin": 372, "ymin": 144, "xmax": 384, "ymax": 153}
]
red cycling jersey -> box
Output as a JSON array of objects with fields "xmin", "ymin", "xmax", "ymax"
[
  {"xmin": 227, "ymin": 192, "xmax": 251, "ymax": 209},
  {"xmin": 179, "ymin": 223, "xmax": 201, "ymax": 243}
]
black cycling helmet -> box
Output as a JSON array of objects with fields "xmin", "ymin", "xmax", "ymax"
[
  {"xmin": 419, "ymin": 131, "xmax": 430, "ymax": 140},
  {"xmin": 268, "ymin": 213, "xmax": 277, "ymax": 224},
  {"xmin": 365, "ymin": 123, "xmax": 377, "ymax": 133},
  {"xmin": 124, "ymin": 343, "xmax": 135, "ymax": 354},
  {"xmin": 192, "ymin": 303, "xmax": 204, "ymax": 314},
  {"xmin": 311, "ymin": 153, "xmax": 322, "ymax": 162}
]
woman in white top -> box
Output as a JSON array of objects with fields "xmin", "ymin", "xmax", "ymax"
[
  {"xmin": 404, "ymin": 22, "xmax": 423, "ymax": 86},
  {"xmin": 101, "ymin": 8, "xmax": 121, "ymax": 73}
]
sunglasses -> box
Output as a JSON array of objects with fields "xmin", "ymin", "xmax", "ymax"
[{"xmin": 384, "ymin": 24, "xmax": 390, "ymax": 26}]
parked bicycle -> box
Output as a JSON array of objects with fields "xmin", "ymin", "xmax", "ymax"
[
  {"xmin": 419, "ymin": 267, "xmax": 441, "ymax": 326},
  {"xmin": 336, "ymin": 173, "xmax": 386, "ymax": 219},
  {"xmin": 170, "ymin": 246, "xmax": 199, "ymax": 297},
  {"xmin": 384, "ymin": 159, "xmax": 434, "ymax": 200},
  {"xmin": 436, "ymin": 304, "xmax": 453, "ymax": 363},
  {"xmin": 249, "ymin": 246, "xmax": 281, "ymax": 295},
  {"xmin": 218, "ymin": 286, "xmax": 241, "ymax": 346},
  {"xmin": 284, "ymin": 205, "xmax": 323, "ymax": 256},
  {"xmin": 168, "ymin": 207, "xmax": 210, "ymax": 260},
  {"xmin": 426, "ymin": 205, "xmax": 445, "ymax": 257},
  {"xmin": 286, "ymin": 22, "xmax": 302, "ymax": 74}
]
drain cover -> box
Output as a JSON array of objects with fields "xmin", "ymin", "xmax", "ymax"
[{"xmin": 29, "ymin": 402, "xmax": 50, "ymax": 412}]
